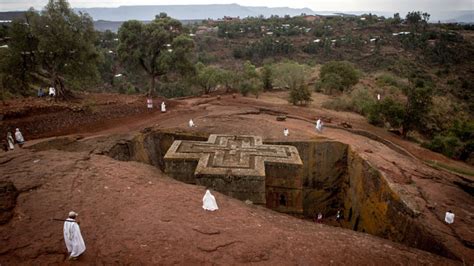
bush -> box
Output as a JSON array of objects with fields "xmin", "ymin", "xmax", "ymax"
[
  {"xmin": 375, "ymin": 73, "xmax": 404, "ymax": 88},
  {"xmin": 322, "ymin": 87, "xmax": 376, "ymax": 115},
  {"xmin": 319, "ymin": 61, "xmax": 360, "ymax": 93},
  {"xmin": 319, "ymin": 73, "xmax": 344, "ymax": 94},
  {"xmin": 423, "ymin": 134, "xmax": 461, "ymax": 158},
  {"xmin": 423, "ymin": 120, "xmax": 474, "ymax": 161},
  {"xmin": 158, "ymin": 82, "xmax": 197, "ymax": 98},
  {"xmin": 289, "ymin": 84, "xmax": 312, "ymax": 105}
]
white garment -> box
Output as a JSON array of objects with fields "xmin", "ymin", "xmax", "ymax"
[
  {"xmin": 161, "ymin": 102, "xmax": 166, "ymax": 112},
  {"xmin": 7, "ymin": 133, "xmax": 14, "ymax": 150},
  {"xmin": 49, "ymin": 87, "xmax": 56, "ymax": 96},
  {"xmin": 14, "ymin": 129, "xmax": 24, "ymax": 143},
  {"xmin": 445, "ymin": 212, "xmax": 455, "ymax": 224},
  {"xmin": 377, "ymin": 94, "xmax": 381, "ymax": 101},
  {"xmin": 283, "ymin": 129, "xmax": 289, "ymax": 137},
  {"xmin": 63, "ymin": 218, "xmax": 86, "ymax": 258},
  {"xmin": 189, "ymin": 119, "xmax": 195, "ymax": 128},
  {"xmin": 316, "ymin": 119, "xmax": 323, "ymax": 132},
  {"xmin": 147, "ymin": 98, "xmax": 153, "ymax": 109},
  {"xmin": 202, "ymin": 190, "xmax": 218, "ymax": 211}
]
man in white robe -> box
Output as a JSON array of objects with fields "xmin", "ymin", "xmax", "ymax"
[
  {"xmin": 49, "ymin": 87, "xmax": 56, "ymax": 97},
  {"xmin": 7, "ymin": 132, "xmax": 14, "ymax": 150},
  {"xmin": 64, "ymin": 211, "xmax": 86, "ymax": 260},
  {"xmin": 445, "ymin": 210, "xmax": 455, "ymax": 224},
  {"xmin": 283, "ymin": 128, "xmax": 289, "ymax": 137},
  {"xmin": 202, "ymin": 189, "xmax": 218, "ymax": 211},
  {"xmin": 147, "ymin": 98, "xmax": 153, "ymax": 109},
  {"xmin": 316, "ymin": 119, "xmax": 323, "ymax": 132},
  {"xmin": 189, "ymin": 119, "xmax": 195, "ymax": 128},
  {"xmin": 14, "ymin": 128, "xmax": 24, "ymax": 147},
  {"xmin": 161, "ymin": 102, "xmax": 166, "ymax": 112}
]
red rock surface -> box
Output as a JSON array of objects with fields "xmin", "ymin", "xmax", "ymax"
[{"xmin": 0, "ymin": 91, "xmax": 472, "ymax": 264}]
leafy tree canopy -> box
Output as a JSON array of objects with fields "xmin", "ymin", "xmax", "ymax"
[{"xmin": 117, "ymin": 12, "xmax": 194, "ymax": 95}]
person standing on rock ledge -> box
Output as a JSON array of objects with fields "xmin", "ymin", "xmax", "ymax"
[
  {"xmin": 445, "ymin": 210, "xmax": 455, "ymax": 224},
  {"xmin": 7, "ymin": 132, "xmax": 15, "ymax": 150},
  {"xmin": 161, "ymin": 101, "xmax": 166, "ymax": 112},
  {"xmin": 14, "ymin": 128, "xmax": 25, "ymax": 147},
  {"xmin": 63, "ymin": 211, "xmax": 86, "ymax": 260},
  {"xmin": 189, "ymin": 119, "xmax": 196, "ymax": 128},
  {"xmin": 283, "ymin": 128, "xmax": 289, "ymax": 137},
  {"xmin": 316, "ymin": 119, "xmax": 323, "ymax": 133}
]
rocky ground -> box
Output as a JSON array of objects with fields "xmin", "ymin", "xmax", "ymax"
[{"xmin": 0, "ymin": 91, "xmax": 473, "ymax": 264}]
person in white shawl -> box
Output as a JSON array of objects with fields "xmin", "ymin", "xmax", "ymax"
[
  {"xmin": 14, "ymin": 128, "xmax": 25, "ymax": 147},
  {"xmin": 445, "ymin": 210, "xmax": 455, "ymax": 224},
  {"xmin": 7, "ymin": 132, "xmax": 14, "ymax": 150},
  {"xmin": 316, "ymin": 119, "xmax": 323, "ymax": 133},
  {"xmin": 63, "ymin": 211, "xmax": 86, "ymax": 260},
  {"xmin": 189, "ymin": 119, "xmax": 195, "ymax": 128},
  {"xmin": 161, "ymin": 101, "xmax": 166, "ymax": 112},
  {"xmin": 202, "ymin": 189, "xmax": 218, "ymax": 211}
]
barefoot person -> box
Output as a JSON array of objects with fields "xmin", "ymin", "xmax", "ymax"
[{"xmin": 64, "ymin": 211, "xmax": 86, "ymax": 260}]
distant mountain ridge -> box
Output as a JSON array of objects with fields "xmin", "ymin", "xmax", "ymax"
[
  {"xmin": 73, "ymin": 4, "xmax": 321, "ymax": 21},
  {"xmin": 1, "ymin": 4, "xmax": 471, "ymax": 25}
]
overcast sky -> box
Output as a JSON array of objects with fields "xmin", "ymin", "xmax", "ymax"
[{"xmin": 0, "ymin": 0, "xmax": 472, "ymax": 13}]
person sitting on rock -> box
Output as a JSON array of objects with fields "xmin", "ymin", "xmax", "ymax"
[
  {"xmin": 14, "ymin": 128, "xmax": 25, "ymax": 148},
  {"xmin": 49, "ymin": 86, "xmax": 56, "ymax": 97},
  {"xmin": 445, "ymin": 210, "xmax": 455, "ymax": 224},
  {"xmin": 189, "ymin": 119, "xmax": 195, "ymax": 128},
  {"xmin": 63, "ymin": 211, "xmax": 86, "ymax": 260},
  {"xmin": 202, "ymin": 189, "xmax": 218, "ymax": 211}
]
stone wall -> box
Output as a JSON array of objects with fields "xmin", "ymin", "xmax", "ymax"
[{"xmin": 105, "ymin": 131, "xmax": 458, "ymax": 259}]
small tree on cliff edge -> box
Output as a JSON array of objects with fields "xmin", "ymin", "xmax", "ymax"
[{"xmin": 118, "ymin": 13, "xmax": 194, "ymax": 96}]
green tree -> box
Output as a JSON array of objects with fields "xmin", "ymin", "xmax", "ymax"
[
  {"xmin": 195, "ymin": 62, "xmax": 223, "ymax": 94},
  {"xmin": 319, "ymin": 61, "xmax": 359, "ymax": 93},
  {"xmin": 273, "ymin": 62, "xmax": 312, "ymax": 105},
  {"xmin": 239, "ymin": 61, "xmax": 262, "ymax": 98},
  {"xmin": 0, "ymin": 17, "xmax": 38, "ymax": 95},
  {"xmin": 30, "ymin": 0, "xmax": 100, "ymax": 98},
  {"xmin": 117, "ymin": 13, "xmax": 194, "ymax": 96},
  {"xmin": 261, "ymin": 64, "xmax": 273, "ymax": 91},
  {"xmin": 393, "ymin": 13, "xmax": 401, "ymax": 24},
  {"xmin": 401, "ymin": 78, "xmax": 433, "ymax": 137},
  {"xmin": 1, "ymin": 0, "xmax": 100, "ymax": 99}
]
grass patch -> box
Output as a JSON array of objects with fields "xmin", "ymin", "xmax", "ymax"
[{"xmin": 425, "ymin": 160, "xmax": 474, "ymax": 177}]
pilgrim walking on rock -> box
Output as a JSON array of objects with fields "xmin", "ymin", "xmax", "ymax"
[
  {"xmin": 202, "ymin": 189, "xmax": 218, "ymax": 211},
  {"xmin": 63, "ymin": 211, "xmax": 86, "ymax": 260}
]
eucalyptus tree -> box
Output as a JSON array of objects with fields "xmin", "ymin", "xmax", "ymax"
[
  {"xmin": 118, "ymin": 13, "xmax": 194, "ymax": 96},
  {"xmin": 29, "ymin": 0, "xmax": 100, "ymax": 98}
]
